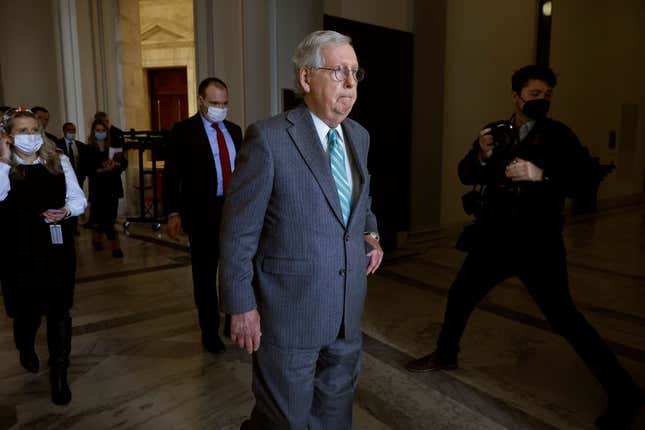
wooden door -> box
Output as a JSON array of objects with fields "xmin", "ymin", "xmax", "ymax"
[{"xmin": 148, "ymin": 67, "xmax": 188, "ymax": 131}]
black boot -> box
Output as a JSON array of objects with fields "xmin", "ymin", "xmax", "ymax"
[
  {"xmin": 47, "ymin": 313, "xmax": 72, "ymax": 405},
  {"xmin": 50, "ymin": 366, "xmax": 72, "ymax": 405}
]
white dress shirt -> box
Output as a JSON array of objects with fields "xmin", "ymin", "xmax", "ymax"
[
  {"xmin": 0, "ymin": 154, "xmax": 87, "ymax": 216},
  {"xmin": 309, "ymin": 111, "xmax": 360, "ymax": 205}
]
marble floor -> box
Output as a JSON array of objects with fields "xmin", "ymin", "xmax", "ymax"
[{"xmin": 1, "ymin": 205, "xmax": 645, "ymax": 429}]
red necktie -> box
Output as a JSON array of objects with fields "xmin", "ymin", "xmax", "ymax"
[{"xmin": 212, "ymin": 122, "xmax": 232, "ymax": 192}]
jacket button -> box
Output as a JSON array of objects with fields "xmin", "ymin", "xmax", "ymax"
[
  {"xmin": 339, "ymin": 269, "xmax": 346, "ymax": 276},
  {"xmin": 344, "ymin": 234, "xmax": 350, "ymax": 242}
]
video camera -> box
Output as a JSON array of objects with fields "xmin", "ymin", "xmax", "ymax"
[
  {"xmin": 461, "ymin": 121, "xmax": 517, "ymax": 218},
  {"xmin": 483, "ymin": 120, "xmax": 516, "ymax": 159}
]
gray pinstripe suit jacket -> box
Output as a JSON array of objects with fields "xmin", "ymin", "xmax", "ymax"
[{"xmin": 219, "ymin": 105, "xmax": 379, "ymax": 348}]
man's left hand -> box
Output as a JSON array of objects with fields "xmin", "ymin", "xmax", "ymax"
[
  {"xmin": 505, "ymin": 158, "xmax": 543, "ymax": 182},
  {"xmin": 365, "ymin": 235, "xmax": 384, "ymax": 275}
]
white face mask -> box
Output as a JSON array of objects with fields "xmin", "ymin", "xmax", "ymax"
[
  {"xmin": 205, "ymin": 106, "xmax": 228, "ymax": 123},
  {"xmin": 13, "ymin": 134, "xmax": 44, "ymax": 155}
]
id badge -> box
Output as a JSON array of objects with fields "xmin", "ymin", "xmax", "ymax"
[{"xmin": 50, "ymin": 224, "xmax": 64, "ymax": 245}]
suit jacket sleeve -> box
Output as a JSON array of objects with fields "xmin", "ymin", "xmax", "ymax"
[
  {"xmin": 219, "ymin": 122, "xmax": 274, "ymax": 315},
  {"xmin": 541, "ymin": 124, "xmax": 594, "ymax": 198},
  {"xmin": 163, "ymin": 122, "xmax": 183, "ymax": 216}
]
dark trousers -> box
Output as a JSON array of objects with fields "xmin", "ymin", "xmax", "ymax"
[
  {"xmin": 437, "ymin": 232, "xmax": 641, "ymax": 400},
  {"xmin": 13, "ymin": 310, "xmax": 72, "ymax": 368},
  {"xmin": 188, "ymin": 228, "xmax": 221, "ymax": 342},
  {"xmin": 244, "ymin": 336, "xmax": 362, "ymax": 430}
]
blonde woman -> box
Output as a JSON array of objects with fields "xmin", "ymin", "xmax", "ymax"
[{"xmin": 0, "ymin": 108, "xmax": 86, "ymax": 405}]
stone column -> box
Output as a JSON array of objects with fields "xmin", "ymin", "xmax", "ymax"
[{"xmin": 118, "ymin": 0, "xmax": 147, "ymax": 130}]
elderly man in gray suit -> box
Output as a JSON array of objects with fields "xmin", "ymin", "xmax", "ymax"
[{"xmin": 219, "ymin": 30, "xmax": 384, "ymax": 429}]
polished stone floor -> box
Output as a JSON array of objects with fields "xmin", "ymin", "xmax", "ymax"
[{"xmin": 1, "ymin": 205, "xmax": 645, "ymax": 429}]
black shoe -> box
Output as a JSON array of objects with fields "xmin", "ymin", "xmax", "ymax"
[
  {"xmin": 19, "ymin": 349, "xmax": 40, "ymax": 373},
  {"xmin": 112, "ymin": 249, "xmax": 124, "ymax": 258},
  {"xmin": 595, "ymin": 393, "xmax": 644, "ymax": 429},
  {"xmin": 50, "ymin": 366, "xmax": 72, "ymax": 405},
  {"xmin": 405, "ymin": 350, "xmax": 458, "ymax": 373},
  {"xmin": 202, "ymin": 335, "xmax": 226, "ymax": 354}
]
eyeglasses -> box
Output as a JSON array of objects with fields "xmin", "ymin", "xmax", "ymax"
[{"xmin": 312, "ymin": 65, "xmax": 365, "ymax": 83}]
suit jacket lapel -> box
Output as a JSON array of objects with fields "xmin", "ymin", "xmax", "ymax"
[
  {"xmin": 287, "ymin": 106, "xmax": 345, "ymax": 226},
  {"xmin": 192, "ymin": 114, "xmax": 218, "ymax": 178},
  {"xmin": 341, "ymin": 121, "xmax": 367, "ymax": 229}
]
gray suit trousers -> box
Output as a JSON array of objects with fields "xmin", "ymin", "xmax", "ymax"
[{"xmin": 244, "ymin": 336, "xmax": 362, "ymax": 430}]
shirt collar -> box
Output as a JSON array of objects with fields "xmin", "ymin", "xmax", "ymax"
[
  {"xmin": 309, "ymin": 110, "xmax": 344, "ymax": 147},
  {"xmin": 519, "ymin": 120, "xmax": 536, "ymax": 141},
  {"xmin": 200, "ymin": 113, "xmax": 224, "ymax": 128},
  {"xmin": 15, "ymin": 155, "xmax": 42, "ymax": 165}
]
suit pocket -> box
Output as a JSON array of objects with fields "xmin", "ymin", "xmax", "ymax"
[{"xmin": 261, "ymin": 257, "xmax": 313, "ymax": 276}]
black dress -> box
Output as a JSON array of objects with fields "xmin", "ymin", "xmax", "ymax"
[
  {"xmin": 0, "ymin": 164, "xmax": 76, "ymax": 318},
  {"xmin": 87, "ymin": 146, "xmax": 128, "ymax": 229}
]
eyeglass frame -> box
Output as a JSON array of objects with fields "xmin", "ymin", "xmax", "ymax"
[{"xmin": 309, "ymin": 65, "xmax": 365, "ymax": 83}]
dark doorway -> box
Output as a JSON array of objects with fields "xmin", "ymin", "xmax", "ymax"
[
  {"xmin": 324, "ymin": 15, "xmax": 414, "ymax": 251},
  {"xmin": 148, "ymin": 67, "xmax": 188, "ymax": 131}
]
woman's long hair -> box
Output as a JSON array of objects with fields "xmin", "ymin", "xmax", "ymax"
[
  {"xmin": 87, "ymin": 119, "xmax": 111, "ymax": 150},
  {"xmin": 1, "ymin": 108, "xmax": 62, "ymax": 176}
]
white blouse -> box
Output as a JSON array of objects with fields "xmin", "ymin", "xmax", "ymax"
[{"xmin": 0, "ymin": 154, "xmax": 87, "ymax": 216}]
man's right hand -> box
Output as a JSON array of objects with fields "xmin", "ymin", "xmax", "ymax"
[
  {"xmin": 230, "ymin": 310, "xmax": 261, "ymax": 354},
  {"xmin": 166, "ymin": 214, "xmax": 182, "ymax": 240},
  {"xmin": 478, "ymin": 128, "xmax": 495, "ymax": 161}
]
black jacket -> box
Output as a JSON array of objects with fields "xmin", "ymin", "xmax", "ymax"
[
  {"xmin": 458, "ymin": 117, "xmax": 594, "ymax": 232},
  {"xmin": 55, "ymin": 138, "xmax": 90, "ymax": 185},
  {"xmin": 87, "ymin": 145, "xmax": 128, "ymax": 203},
  {"xmin": 163, "ymin": 114, "xmax": 243, "ymax": 234}
]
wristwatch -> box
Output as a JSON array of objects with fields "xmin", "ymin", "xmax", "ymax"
[{"xmin": 364, "ymin": 231, "xmax": 380, "ymax": 242}]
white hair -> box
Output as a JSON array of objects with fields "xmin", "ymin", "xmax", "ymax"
[{"xmin": 292, "ymin": 30, "xmax": 352, "ymax": 94}]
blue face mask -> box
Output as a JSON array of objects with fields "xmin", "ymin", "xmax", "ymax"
[
  {"xmin": 65, "ymin": 133, "xmax": 76, "ymax": 141},
  {"xmin": 95, "ymin": 132, "xmax": 107, "ymax": 141}
]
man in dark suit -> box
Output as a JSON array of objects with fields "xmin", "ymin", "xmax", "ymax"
[
  {"xmin": 163, "ymin": 77, "xmax": 242, "ymax": 353},
  {"xmin": 56, "ymin": 122, "xmax": 89, "ymax": 235},
  {"xmin": 31, "ymin": 106, "xmax": 58, "ymax": 144},
  {"xmin": 219, "ymin": 31, "xmax": 384, "ymax": 429},
  {"xmin": 56, "ymin": 122, "xmax": 89, "ymax": 188}
]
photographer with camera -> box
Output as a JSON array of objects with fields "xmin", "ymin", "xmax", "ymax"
[{"xmin": 406, "ymin": 65, "xmax": 643, "ymax": 429}]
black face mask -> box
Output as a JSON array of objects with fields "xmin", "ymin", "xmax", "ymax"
[{"xmin": 521, "ymin": 98, "xmax": 550, "ymax": 120}]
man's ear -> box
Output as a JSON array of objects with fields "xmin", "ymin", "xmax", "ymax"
[{"xmin": 299, "ymin": 68, "xmax": 311, "ymax": 94}]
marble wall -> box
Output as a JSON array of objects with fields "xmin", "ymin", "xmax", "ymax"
[
  {"xmin": 0, "ymin": 0, "xmax": 63, "ymax": 134},
  {"xmin": 550, "ymin": 0, "xmax": 645, "ymax": 200}
]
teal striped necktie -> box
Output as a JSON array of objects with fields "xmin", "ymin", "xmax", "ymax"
[{"xmin": 328, "ymin": 129, "xmax": 351, "ymax": 225}]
